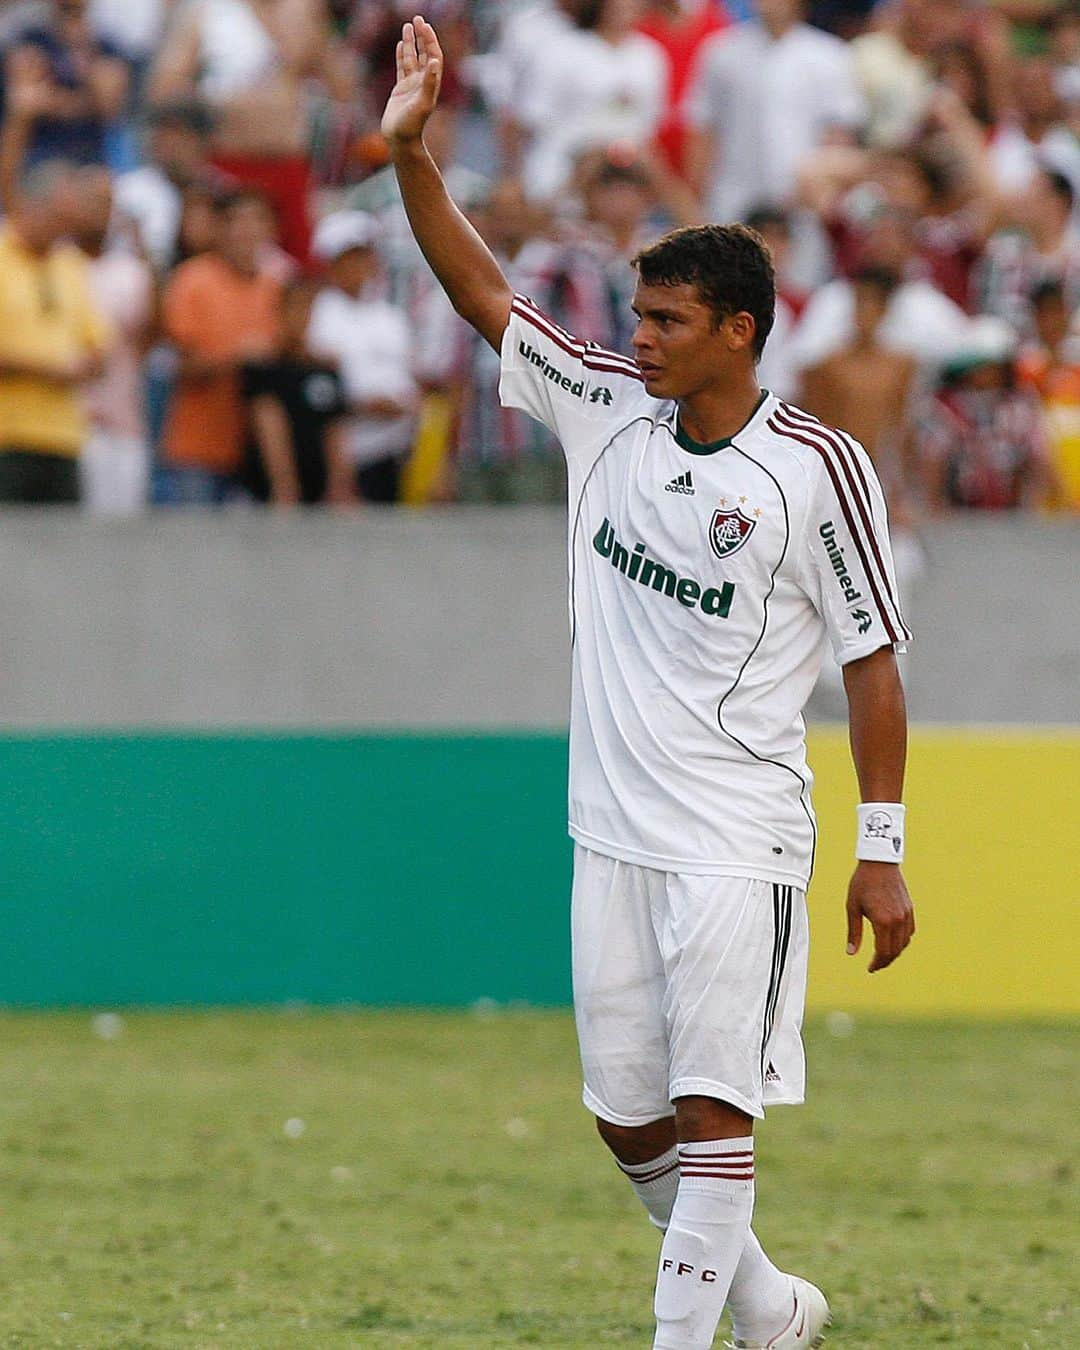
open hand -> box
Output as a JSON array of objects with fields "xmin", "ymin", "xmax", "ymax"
[
  {"xmin": 381, "ymin": 16, "xmax": 443, "ymax": 148},
  {"xmin": 845, "ymin": 862, "xmax": 915, "ymax": 973}
]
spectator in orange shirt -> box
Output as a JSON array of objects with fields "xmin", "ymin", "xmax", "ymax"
[
  {"xmin": 161, "ymin": 187, "xmax": 281, "ymax": 503},
  {"xmin": 1017, "ymin": 279, "xmax": 1080, "ymax": 512}
]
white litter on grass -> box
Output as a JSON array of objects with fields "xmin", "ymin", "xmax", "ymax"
[
  {"xmin": 90, "ymin": 1013, "xmax": 125, "ymax": 1041},
  {"xmin": 283, "ymin": 1117, "xmax": 306, "ymax": 1140},
  {"xmin": 504, "ymin": 1117, "xmax": 531, "ymax": 1139},
  {"xmin": 825, "ymin": 1010, "xmax": 855, "ymax": 1038},
  {"xmin": 330, "ymin": 1165, "xmax": 353, "ymax": 1182}
]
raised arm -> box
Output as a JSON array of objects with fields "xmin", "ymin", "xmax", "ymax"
[{"xmin": 382, "ymin": 17, "xmax": 511, "ymax": 352}]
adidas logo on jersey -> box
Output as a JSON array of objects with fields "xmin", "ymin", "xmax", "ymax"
[{"xmin": 665, "ymin": 470, "xmax": 695, "ymax": 495}]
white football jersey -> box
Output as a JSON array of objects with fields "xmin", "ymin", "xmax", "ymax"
[{"xmin": 499, "ymin": 295, "xmax": 912, "ymax": 887}]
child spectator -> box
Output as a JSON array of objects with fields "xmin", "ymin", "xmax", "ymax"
[
  {"xmin": 241, "ymin": 278, "xmax": 354, "ymax": 507},
  {"xmin": 978, "ymin": 166, "xmax": 1080, "ymax": 341},
  {"xmin": 914, "ymin": 315, "xmax": 1053, "ymax": 512},
  {"xmin": 161, "ymin": 187, "xmax": 281, "ymax": 503},
  {"xmin": 307, "ymin": 211, "xmax": 419, "ymax": 504},
  {"xmin": 1017, "ymin": 278, "xmax": 1080, "ymax": 511},
  {"xmin": 113, "ymin": 101, "xmax": 229, "ymax": 273}
]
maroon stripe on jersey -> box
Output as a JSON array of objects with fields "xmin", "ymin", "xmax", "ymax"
[
  {"xmin": 776, "ymin": 405, "xmax": 909, "ymax": 639},
  {"xmin": 621, "ymin": 1160, "xmax": 680, "ymax": 1184},
  {"xmin": 513, "ymin": 294, "xmax": 643, "ymax": 374},
  {"xmin": 767, "ymin": 413, "xmax": 900, "ymax": 643},
  {"xmin": 512, "ymin": 296, "xmax": 644, "ymax": 381},
  {"xmin": 778, "ymin": 403, "xmax": 909, "ymax": 636}
]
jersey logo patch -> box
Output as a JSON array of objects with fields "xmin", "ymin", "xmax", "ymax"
[
  {"xmin": 709, "ymin": 507, "xmax": 756, "ymax": 560},
  {"xmin": 665, "ymin": 470, "xmax": 695, "ymax": 495}
]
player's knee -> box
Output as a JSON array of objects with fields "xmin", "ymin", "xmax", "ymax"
[
  {"xmin": 595, "ymin": 1113, "xmax": 675, "ymax": 1164},
  {"xmin": 673, "ymin": 1094, "xmax": 752, "ymax": 1140}
]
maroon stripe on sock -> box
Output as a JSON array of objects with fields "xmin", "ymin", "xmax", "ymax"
[
  {"xmin": 679, "ymin": 1164, "xmax": 754, "ymax": 1175},
  {"xmin": 621, "ymin": 1160, "xmax": 680, "ymax": 1184},
  {"xmin": 680, "ymin": 1169, "xmax": 755, "ymax": 1181},
  {"xmin": 677, "ymin": 1150, "xmax": 754, "ymax": 1161}
]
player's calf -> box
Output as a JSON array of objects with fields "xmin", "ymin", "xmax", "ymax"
[{"xmin": 596, "ymin": 1114, "xmax": 679, "ymax": 1230}]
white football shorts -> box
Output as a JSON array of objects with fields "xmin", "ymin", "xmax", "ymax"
[{"xmin": 571, "ymin": 844, "xmax": 809, "ymax": 1124}]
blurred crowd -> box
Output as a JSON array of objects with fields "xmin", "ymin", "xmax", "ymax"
[{"xmin": 0, "ymin": 0, "xmax": 1079, "ymax": 515}]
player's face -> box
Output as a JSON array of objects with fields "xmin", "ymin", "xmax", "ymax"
[{"xmin": 631, "ymin": 281, "xmax": 755, "ymax": 401}]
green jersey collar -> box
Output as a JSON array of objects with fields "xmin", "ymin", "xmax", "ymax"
[{"xmin": 674, "ymin": 389, "xmax": 770, "ymax": 456}]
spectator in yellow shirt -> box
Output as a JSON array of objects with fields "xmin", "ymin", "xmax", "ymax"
[
  {"xmin": 1017, "ymin": 280, "xmax": 1080, "ymax": 513},
  {"xmin": 0, "ymin": 160, "xmax": 109, "ymax": 503}
]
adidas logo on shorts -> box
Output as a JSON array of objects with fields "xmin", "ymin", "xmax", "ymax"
[{"xmin": 665, "ymin": 470, "xmax": 695, "ymax": 495}]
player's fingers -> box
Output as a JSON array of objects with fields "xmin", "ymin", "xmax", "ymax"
[
  {"xmin": 415, "ymin": 15, "xmax": 443, "ymax": 60},
  {"xmin": 401, "ymin": 22, "xmax": 417, "ymax": 75},
  {"xmin": 395, "ymin": 39, "xmax": 404, "ymax": 84},
  {"xmin": 869, "ymin": 916, "xmax": 907, "ymax": 971},
  {"xmin": 868, "ymin": 929, "xmax": 896, "ymax": 972},
  {"xmin": 845, "ymin": 902, "xmax": 862, "ymax": 956}
]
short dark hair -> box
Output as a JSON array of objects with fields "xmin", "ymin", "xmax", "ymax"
[
  {"xmin": 1041, "ymin": 166, "xmax": 1075, "ymax": 211},
  {"xmin": 632, "ymin": 224, "xmax": 776, "ymax": 358},
  {"xmin": 743, "ymin": 204, "xmax": 790, "ymax": 238},
  {"xmin": 1031, "ymin": 277, "xmax": 1065, "ymax": 308},
  {"xmin": 852, "ymin": 265, "xmax": 902, "ymax": 300},
  {"xmin": 216, "ymin": 185, "xmax": 272, "ymax": 216}
]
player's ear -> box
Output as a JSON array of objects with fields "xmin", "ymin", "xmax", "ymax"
[{"xmin": 726, "ymin": 311, "xmax": 756, "ymax": 354}]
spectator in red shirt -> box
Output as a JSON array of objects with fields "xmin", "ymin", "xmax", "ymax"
[{"xmin": 636, "ymin": 0, "xmax": 729, "ymax": 176}]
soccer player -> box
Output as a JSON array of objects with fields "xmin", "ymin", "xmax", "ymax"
[{"xmin": 383, "ymin": 18, "xmax": 916, "ymax": 1349}]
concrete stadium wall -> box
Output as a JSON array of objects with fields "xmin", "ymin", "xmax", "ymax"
[{"xmin": 0, "ymin": 510, "xmax": 1076, "ymax": 727}]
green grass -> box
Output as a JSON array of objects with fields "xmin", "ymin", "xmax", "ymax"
[{"xmin": 0, "ymin": 1012, "xmax": 1074, "ymax": 1348}]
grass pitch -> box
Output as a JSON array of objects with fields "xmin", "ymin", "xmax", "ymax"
[{"xmin": 0, "ymin": 1012, "xmax": 1074, "ymax": 1349}]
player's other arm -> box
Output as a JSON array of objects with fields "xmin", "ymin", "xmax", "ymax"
[
  {"xmin": 382, "ymin": 17, "xmax": 511, "ymax": 352},
  {"xmin": 842, "ymin": 647, "xmax": 915, "ymax": 972}
]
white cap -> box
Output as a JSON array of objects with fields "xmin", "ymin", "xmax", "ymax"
[
  {"xmin": 943, "ymin": 315, "xmax": 1018, "ymax": 377},
  {"xmin": 312, "ymin": 210, "xmax": 379, "ymax": 261}
]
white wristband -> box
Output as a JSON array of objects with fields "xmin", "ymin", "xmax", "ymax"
[{"xmin": 856, "ymin": 803, "xmax": 906, "ymax": 863}]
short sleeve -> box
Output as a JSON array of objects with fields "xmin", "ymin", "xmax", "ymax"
[
  {"xmin": 499, "ymin": 293, "xmax": 653, "ymax": 461},
  {"xmin": 796, "ymin": 430, "xmax": 913, "ymax": 664}
]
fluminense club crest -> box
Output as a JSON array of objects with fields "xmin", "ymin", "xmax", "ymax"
[{"xmin": 709, "ymin": 506, "xmax": 756, "ymax": 560}]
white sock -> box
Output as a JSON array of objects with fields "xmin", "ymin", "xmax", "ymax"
[
  {"xmin": 652, "ymin": 1139, "xmax": 755, "ymax": 1350},
  {"xmin": 617, "ymin": 1146, "xmax": 680, "ymax": 1230},
  {"xmin": 727, "ymin": 1229, "xmax": 795, "ymax": 1345}
]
